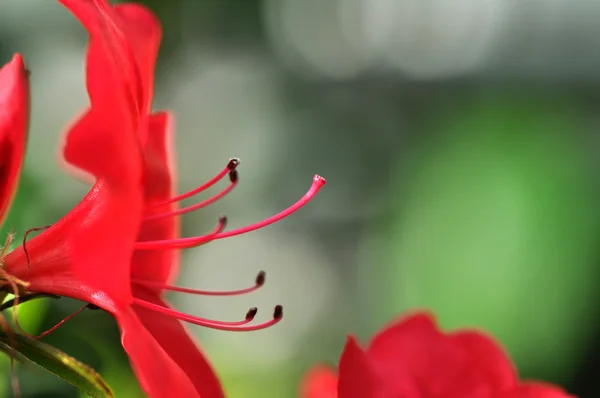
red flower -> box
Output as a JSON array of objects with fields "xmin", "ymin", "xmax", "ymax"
[
  {"xmin": 0, "ymin": 54, "xmax": 28, "ymax": 230},
  {"xmin": 0, "ymin": 1, "xmax": 325, "ymax": 397},
  {"xmin": 302, "ymin": 312, "xmax": 575, "ymax": 398}
]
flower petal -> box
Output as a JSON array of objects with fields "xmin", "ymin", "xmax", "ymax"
[
  {"xmin": 500, "ymin": 382, "xmax": 575, "ymax": 398},
  {"xmin": 366, "ymin": 312, "xmax": 516, "ymax": 396},
  {"xmin": 338, "ymin": 336, "xmax": 381, "ymax": 398},
  {"xmin": 115, "ymin": 305, "xmax": 202, "ymax": 398},
  {"xmin": 59, "ymin": 0, "xmax": 142, "ymax": 183},
  {"xmin": 5, "ymin": 181, "xmax": 141, "ymax": 310},
  {"xmin": 450, "ymin": 330, "xmax": 516, "ymax": 390},
  {"xmin": 130, "ymin": 286, "xmax": 225, "ymax": 398},
  {"xmin": 301, "ymin": 365, "xmax": 338, "ymax": 398},
  {"xmin": 0, "ymin": 54, "xmax": 28, "ymax": 226},
  {"xmin": 131, "ymin": 112, "xmax": 179, "ymax": 286},
  {"xmin": 112, "ymin": 2, "xmax": 162, "ymax": 117}
]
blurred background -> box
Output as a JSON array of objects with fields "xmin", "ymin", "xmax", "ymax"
[{"xmin": 1, "ymin": 0, "xmax": 600, "ymax": 396}]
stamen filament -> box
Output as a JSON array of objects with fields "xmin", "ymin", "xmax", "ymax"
[
  {"xmin": 148, "ymin": 158, "xmax": 240, "ymax": 209},
  {"xmin": 143, "ymin": 170, "xmax": 238, "ymax": 222},
  {"xmin": 135, "ymin": 175, "xmax": 326, "ymax": 250},
  {"xmin": 35, "ymin": 304, "xmax": 88, "ymax": 340},
  {"xmin": 132, "ymin": 299, "xmax": 281, "ymax": 331},
  {"xmin": 132, "ymin": 271, "xmax": 265, "ymax": 296}
]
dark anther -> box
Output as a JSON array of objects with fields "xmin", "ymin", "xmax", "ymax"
[
  {"xmin": 227, "ymin": 158, "xmax": 241, "ymax": 170},
  {"xmin": 228, "ymin": 170, "xmax": 239, "ymax": 183},
  {"xmin": 218, "ymin": 215, "xmax": 228, "ymax": 229},
  {"xmin": 273, "ymin": 305, "xmax": 283, "ymax": 319},
  {"xmin": 245, "ymin": 307, "xmax": 258, "ymax": 320},
  {"xmin": 255, "ymin": 271, "xmax": 266, "ymax": 286},
  {"xmin": 86, "ymin": 304, "xmax": 101, "ymax": 310}
]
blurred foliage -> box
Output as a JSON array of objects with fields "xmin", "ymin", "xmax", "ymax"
[
  {"xmin": 0, "ymin": 329, "xmax": 113, "ymax": 397},
  {"xmin": 373, "ymin": 94, "xmax": 600, "ymax": 382}
]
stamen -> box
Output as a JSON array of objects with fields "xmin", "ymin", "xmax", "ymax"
[
  {"xmin": 132, "ymin": 299, "xmax": 281, "ymax": 331},
  {"xmin": 148, "ymin": 158, "xmax": 240, "ymax": 210},
  {"xmin": 35, "ymin": 304, "xmax": 88, "ymax": 340},
  {"xmin": 132, "ymin": 271, "xmax": 266, "ymax": 296},
  {"xmin": 135, "ymin": 175, "xmax": 326, "ymax": 250},
  {"xmin": 144, "ymin": 169, "xmax": 238, "ymax": 222}
]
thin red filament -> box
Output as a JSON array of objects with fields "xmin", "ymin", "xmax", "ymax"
[
  {"xmin": 132, "ymin": 271, "xmax": 265, "ymax": 296},
  {"xmin": 36, "ymin": 304, "xmax": 88, "ymax": 340},
  {"xmin": 135, "ymin": 175, "xmax": 326, "ymax": 250},
  {"xmin": 148, "ymin": 158, "xmax": 239, "ymax": 210},
  {"xmin": 132, "ymin": 299, "xmax": 282, "ymax": 332},
  {"xmin": 144, "ymin": 169, "xmax": 238, "ymax": 222}
]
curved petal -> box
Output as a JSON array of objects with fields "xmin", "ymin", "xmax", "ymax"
[
  {"xmin": 0, "ymin": 54, "xmax": 28, "ymax": 226},
  {"xmin": 132, "ymin": 112, "xmax": 179, "ymax": 286},
  {"xmin": 338, "ymin": 336, "xmax": 380, "ymax": 398},
  {"xmin": 500, "ymin": 382, "xmax": 575, "ymax": 398},
  {"xmin": 59, "ymin": 0, "xmax": 161, "ymax": 123},
  {"xmin": 366, "ymin": 312, "xmax": 516, "ymax": 396},
  {"xmin": 131, "ymin": 286, "xmax": 225, "ymax": 398},
  {"xmin": 115, "ymin": 305, "xmax": 202, "ymax": 398},
  {"xmin": 4, "ymin": 181, "xmax": 141, "ymax": 311},
  {"xmin": 301, "ymin": 366, "xmax": 338, "ymax": 398},
  {"xmin": 113, "ymin": 2, "xmax": 162, "ymax": 118},
  {"xmin": 450, "ymin": 330, "xmax": 516, "ymax": 390},
  {"xmin": 59, "ymin": 0, "xmax": 142, "ymax": 183}
]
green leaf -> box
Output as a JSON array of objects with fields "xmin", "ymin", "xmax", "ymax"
[{"xmin": 0, "ymin": 332, "xmax": 114, "ymax": 397}]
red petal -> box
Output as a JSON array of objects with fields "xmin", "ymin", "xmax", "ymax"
[
  {"xmin": 130, "ymin": 286, "xmax": 225, "ymax": 398},
  {"xmin": 500, "ymin": 382, "xmax": 575, "ymax": 398},
  {"xmin": 366, "ymin": 312, "xmax": 516, "ymax": 396},
  {"xmin": 0, "ymin": 54, "xmax": 28, "ymax": 226},
  {"xmin": 112, "ymin": 3, "xmax": 162, "ymax": 118},
  {"xmin": 132, "ymin": 112, "xmax": 180, "ymax": 285},
  {"xmin": 449, "ymin": 330, "xmax": 516, "ymax": 390},
  {"xmin": 59, "ymin": 0, "xmax": 142, "ymax": 183},
  {"xmin": 115, "ymin": 305, "xmax": 202, "ymax": 398},
  {"xmin": 301, "ymin": 366, "xmax": 338, "ymax": 398},
  {"xmin": 4, "ymin": 181, "xmax": 141, "ymax": 310},
  {"xmin": 337, "ymin": 336, "xmax": 381, "ymax": 398}
]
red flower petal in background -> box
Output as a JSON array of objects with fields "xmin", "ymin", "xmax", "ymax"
[
  {"xmin": 0, "ymin": 55, "xmax": 28, "ymax": 227},
  {"xmin": 302, "ymin": 312, "xmax": 575, "ymax": 398},
  {"xmin": 302, "ymin": 366, "xmax": 339, "ymax": 398}
]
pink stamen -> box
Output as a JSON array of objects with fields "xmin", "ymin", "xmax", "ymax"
[
  {"xmin": 208, "ymin": 216, "xmax": 228, "ymax": 235},
  {"xmin": 132, "ymin": 271, "xmax": 265, "ymax": 296},
  {"xmin": 132, "ymin": 299, "xmax": 282, "ymax": 332},
  {"xmin": 144, "ymin": 169, "xmax": 238, "ymax": 222},
  {"xmin": 135, "ymin": 175, "xmax": 326, "ymax": 250},
  {"xmin": 148, "ymin": 158, "xmax": 240, "ymax": 210}
]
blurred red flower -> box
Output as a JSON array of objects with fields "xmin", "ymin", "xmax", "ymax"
[
  {"xmin": 0, "ymin": 1, "xmax": 324, "ymax": 397},
  {"xmin": 0, "ymin": 55, "xmax": 28, "ymax": 231},
  {"xmin": 302, "ymin": 312, "xmax": 575, "ymax": 398}
]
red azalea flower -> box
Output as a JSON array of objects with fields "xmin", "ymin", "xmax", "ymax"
[
  {"xmin": 0, "ymin": 1, "xmax": 325, "ymax": 397},
  {"xmin": 302, "ymin": 312, "xmax": 575, "ymax": 398},
  {"xmin": 0, "ymin": 55, "xmax": 28, "ymax": 235}
]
